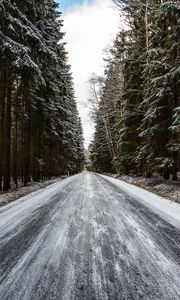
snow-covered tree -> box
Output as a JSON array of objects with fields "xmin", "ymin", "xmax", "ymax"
[
  {"xmin": 0, "ymin": 0, "xmax": 84, "ymax": 190},
  {"xmin": 138, "ymin": 1, "xmax": 180, "ymax": 179},
  {"xmin": 92, "ymin": 0, "xmax": 180, "ymax": 179}
]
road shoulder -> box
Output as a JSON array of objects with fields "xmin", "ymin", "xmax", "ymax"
[{"xmin": 99, "ymin": 174, "xmax": 180, "ymax": 229}]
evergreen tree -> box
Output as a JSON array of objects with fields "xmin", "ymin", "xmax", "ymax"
[
  {"xmin": 91, "ymin": 112, "xmax": 113, "ymax": 173},
  {"xmin": 0, "ymin": 0, "xmax": 84, "ymax": 190},
  {"xmin": 138, "ymin": 0, "xmax": 180, "ymax": 179},
  {"xmin": 92, "ymin": 0, "xmax": 180, "ymax": 179}
]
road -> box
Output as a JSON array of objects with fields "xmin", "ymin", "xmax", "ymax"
[{"xmin": 0, "ymin": 172, "xmax": 180, "ymax": 300}]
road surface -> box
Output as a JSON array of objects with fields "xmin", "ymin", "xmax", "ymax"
[{"xmin": 0, "ymin": 172, "xmax": 180, "ymax": 300}]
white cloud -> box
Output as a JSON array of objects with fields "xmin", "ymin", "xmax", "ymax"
[{"xmin": 63, "ymin": 0, "xmax": 120, "ymax": 148}]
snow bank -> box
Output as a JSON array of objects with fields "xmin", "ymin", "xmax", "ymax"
[
  {"xmin": 0, "ymin": 175, "xmax": 79, "ymax": 231},
  {"xmin": 100, "ymin": 174, "xmax": 180, "ymax": 229},
  {"xmin": 0, "ymin": 178, "xmax": 64, "ymax": 207}
]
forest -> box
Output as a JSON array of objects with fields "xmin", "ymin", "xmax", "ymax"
[
  {"xmin": 90, "ymin": 0, "xmax": 180, "ymax": 180},
  {"xmin": 0, "ymin": 0, "xmax": 84, "ymax": 191}
]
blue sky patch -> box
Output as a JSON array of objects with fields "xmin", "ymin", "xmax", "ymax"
[{"xmin": 56, "ymin": 0, "xmax": 92, "ymax": 12}]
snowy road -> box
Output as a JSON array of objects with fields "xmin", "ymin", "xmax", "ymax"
[{"xmin": 0, "ymin": 172, "xmax": 180, "ymax": 300}]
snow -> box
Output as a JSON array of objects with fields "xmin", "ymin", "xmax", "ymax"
[
  {"xmin": 100, "ymin": 174, "xmax": 180, "ymax": 229},
  {"xmin": 113, "ymin": 174, "xmax": 180, "ymax": 202},
  {"xmin": 0, "ymin": 178, "xmax": 69, "ymax": 208},
  {"xmin": 0, "ymin": 175, "xmax": 79, "ymax": 234},
  {"xmin": 0, "ymin": 172, "xmax": 180, "ymax": 299}
]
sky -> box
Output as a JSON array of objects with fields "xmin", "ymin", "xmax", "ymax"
[
  {"xmin": 59, "ymin": 0, "xmax": 92, "ymax": 12},
  {"xmin": 57, "ymin": 0, "xmax": 120, "ymax": 148}
]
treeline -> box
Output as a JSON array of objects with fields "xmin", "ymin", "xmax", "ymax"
[
  {"xmin": 90, "ymin": 0, "xmax": 180, "ymax": 180},
  {"xmin": 0, "ymin": 0, "xmax": 84, "ymax": 191}
]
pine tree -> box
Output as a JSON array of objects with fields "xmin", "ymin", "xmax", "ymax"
[
  {"xmin": 0, "ymin": 0, "xmax": 84, "ymax": 190},
  {"xmin": 91, "ymin": 112, "xmax": 113, "ymax": 173},
  {"xmin": 139, "ymin": 0, "xmax": 180, "ymax": 179},
  {"xmin": 92, "ymin": 0, "xmax": 180, "ymax": 179}
]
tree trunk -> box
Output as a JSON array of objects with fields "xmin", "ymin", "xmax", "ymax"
[
  {"xmin": 172, "ymin": 154, "xmax": 178, "ymax": 181},
  {"xmin": 3, "ymin": 75, "xmax": 12, "ymax": 191},
  {"xmin": 22, "ymin": 80, "xmax": 32, "ymax": 186},
  {"xmin": 163, "ymin": 169, "xmax": 170, "ymax": 180},
  {"xmin": 24, "ymin": 100, "xmax": 32, "ymax": 186},
  {"xmin": 0, "ymin": 68, "xmax": 5, "ymax": 191},
  {"xmin": 12, "ymin": 111, "xmax": 18, "ymax": 187}
]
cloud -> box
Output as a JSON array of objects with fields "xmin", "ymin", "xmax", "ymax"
[{"xmin": 63, "ymin": 0, "xmax": 120, "ymax": 148}]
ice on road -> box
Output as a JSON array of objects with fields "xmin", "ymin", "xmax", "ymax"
[{"xmin": 0, "ymin": 172, "xmax": 180, "ymax": 300}]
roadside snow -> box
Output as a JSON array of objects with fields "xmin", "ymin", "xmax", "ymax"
[
  {"xmin": 104, "ymin": 174, "xmax": 180, "ymax": 203},
  {"xmin": 100, "ymin": 174, "xmax": 180, "ymax": 229},
  {"xmin": 0, "ymin": 177, "xmax": 68, "ymax": 207},
  {"xmin": 119, "ymin": 175, "xmax": 180, "ymax": 203},
  {"xmin": 0, "ymin": 175, "xmax": 79, "ymax": 232}
]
